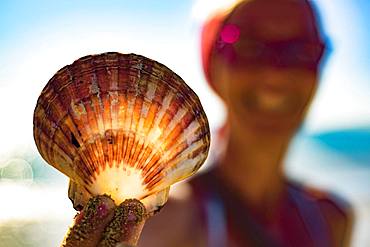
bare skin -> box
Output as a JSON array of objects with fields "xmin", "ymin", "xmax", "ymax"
[{"xmin": 62, "ymin": 195, "xmax": 147, "ymax": 247}]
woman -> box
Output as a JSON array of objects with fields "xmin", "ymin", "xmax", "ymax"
[
  {"xmin": 141, "ymin": 0, "xmax": 353, "ymax": 246},
  {"xmin": 65, "ymin": 0, "xmax": 354, "ymax": 246}
]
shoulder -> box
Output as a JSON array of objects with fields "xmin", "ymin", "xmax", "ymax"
[
  {"xmin": 313, "ymin": 188, "xmax": 354, "ymax": 246},
  {"xmin": 294, "ymin": 183, "xmax": 354, "ymax": 247}
]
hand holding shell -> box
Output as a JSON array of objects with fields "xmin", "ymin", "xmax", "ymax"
[{"xmin": 33, "ymin": 52, "xmax": 210, "ymax": 245}]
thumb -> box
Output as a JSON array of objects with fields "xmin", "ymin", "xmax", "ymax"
[{"xmin": 98, "ymin": 199, "xmax": 147, "ymax": 247}]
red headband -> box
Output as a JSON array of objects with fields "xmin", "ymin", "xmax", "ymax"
[{"xmin": 200, "ymin": 10, "xmax": 227, "ymax": 92}]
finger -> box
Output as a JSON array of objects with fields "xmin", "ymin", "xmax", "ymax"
[
  {"xmin": 98, "ymin": 199, "xmax": 147, "ymax": 247},
  {"xmin": 62, "ymin": 194, "xmax": 116, "ymax": 247}
]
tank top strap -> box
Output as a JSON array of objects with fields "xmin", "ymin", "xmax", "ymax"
[
  {"xmin": 191, "ymin": 171, "xmax": 228, "ymax": 247},
  {"xmin": 287, "ymin": 184, "xmax": 332, "ymax": 247}
]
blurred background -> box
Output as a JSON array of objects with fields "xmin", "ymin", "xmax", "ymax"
[{"xmin": 0, "ymin": 0, "xmax": 369, "ymax": 246}]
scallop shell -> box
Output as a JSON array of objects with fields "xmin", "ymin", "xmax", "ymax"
[{"xmin": 33, "ymin": 52, "xmax": 210, "ymax": 212}]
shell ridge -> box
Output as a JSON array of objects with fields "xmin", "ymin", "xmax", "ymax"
[
  {"xmin": 128, "ymin": 72, "xmax": 152, "ymax": 169},
  {"xmin": 126, "ymin": 62, "xmax": 142, "ymax": 164},
  {"xmin": 83, "ymin": 99, "xmax": 99, "ymax": 141},
  {"xmin": 90, "ymin": 63, "xmax": 106, "ymax": 136},
  {"xmin": 121, "ymin": 68, "xmax": 137, "ymax": 165},
  {"xmin": 77, "ymin": 147, "xmax": 96, "ymax": 181},
  {"xmin": 127, "ymin": 96, "xmax": 144, "ymax": 167},
  {"xmin": 141, "ymin": 151, "xmax": 162, "ymax": 177},
  {"xmin": 134, "ymin": 107, "xmax": 175, "ymax": 175},
  {"xmin": 122, "ymin": 99, "xmax": 135, "ymax": 166},
  {"xmin": 84, "ymin": 143, "xmax": 100, "ymax": 179},
  {"xmin": 166, "ymin": 141, "xmax": 206, "ymax": 173},
  {"xmin": 70, "ymin": 100, "xmax": 94, "ymax": 145},
  {"xmin": 73, "ymin": 159, "xmax": 94, "ymax": 185},
  {"xmin": 94, "ymin": 134, "xmax": 106, "ymax": 170},
  {"xmin": 143, "ymin": 131, "xmax": 207, "ymax": 188},
  {"xmin": 116, "ymin": 129, "xmax": 124, "ymax": 168},
  {"xmin": 107, "ymin": 130, "xmax": 114, "ymax": 168},
  {"xmin": 64, "ymin": 116, "xmax": 85, "ymax": 152},
  {"xmin": 134, "ymin": 82, "xmax": 166, "ymax": 170},
  {"xmin": 36, "ymin": 128, "xmax": 73, "ymax": 173},
  {"xmin": 37, "ymin": 121, "xmax": 71, "ymax": 165},
  {"xmin": 107, "ymin": 56, "xmax": 120, "ymax": 169},
  {"xmin": 100, "ymin": 55, "xmax": 114, "ymax": 134},
  {"xmin": 140, "ymin": 104, "xmax": 196, "ymax": 179}
]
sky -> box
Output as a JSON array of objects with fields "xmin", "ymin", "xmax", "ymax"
[{"xmin": 0, "ymin": 0, "xmax": 369, "ymax": 158}]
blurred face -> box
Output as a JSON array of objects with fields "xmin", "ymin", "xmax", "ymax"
[{"xmin": 211, "ymin": 0, "xmax": 324, "ymax": 135}]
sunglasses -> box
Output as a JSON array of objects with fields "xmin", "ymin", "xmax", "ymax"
[{"xmin": 215, "ymin": 37, "xmax": 326, "ymax": 70}]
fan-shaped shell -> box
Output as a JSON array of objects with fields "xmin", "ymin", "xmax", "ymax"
[{"xmin": 33, "ymin": 52, "xmax": 210, "ymax": 209}]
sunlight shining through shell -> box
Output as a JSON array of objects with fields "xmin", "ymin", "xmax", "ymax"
[{"xmin": 33, "ymin": 52, "xmax": 210, "ymax": 212}]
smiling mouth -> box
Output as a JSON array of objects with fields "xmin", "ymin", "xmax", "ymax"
[{"xmin": 241, "ymin": 90, "xmax": 298, "ymax": 116}]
